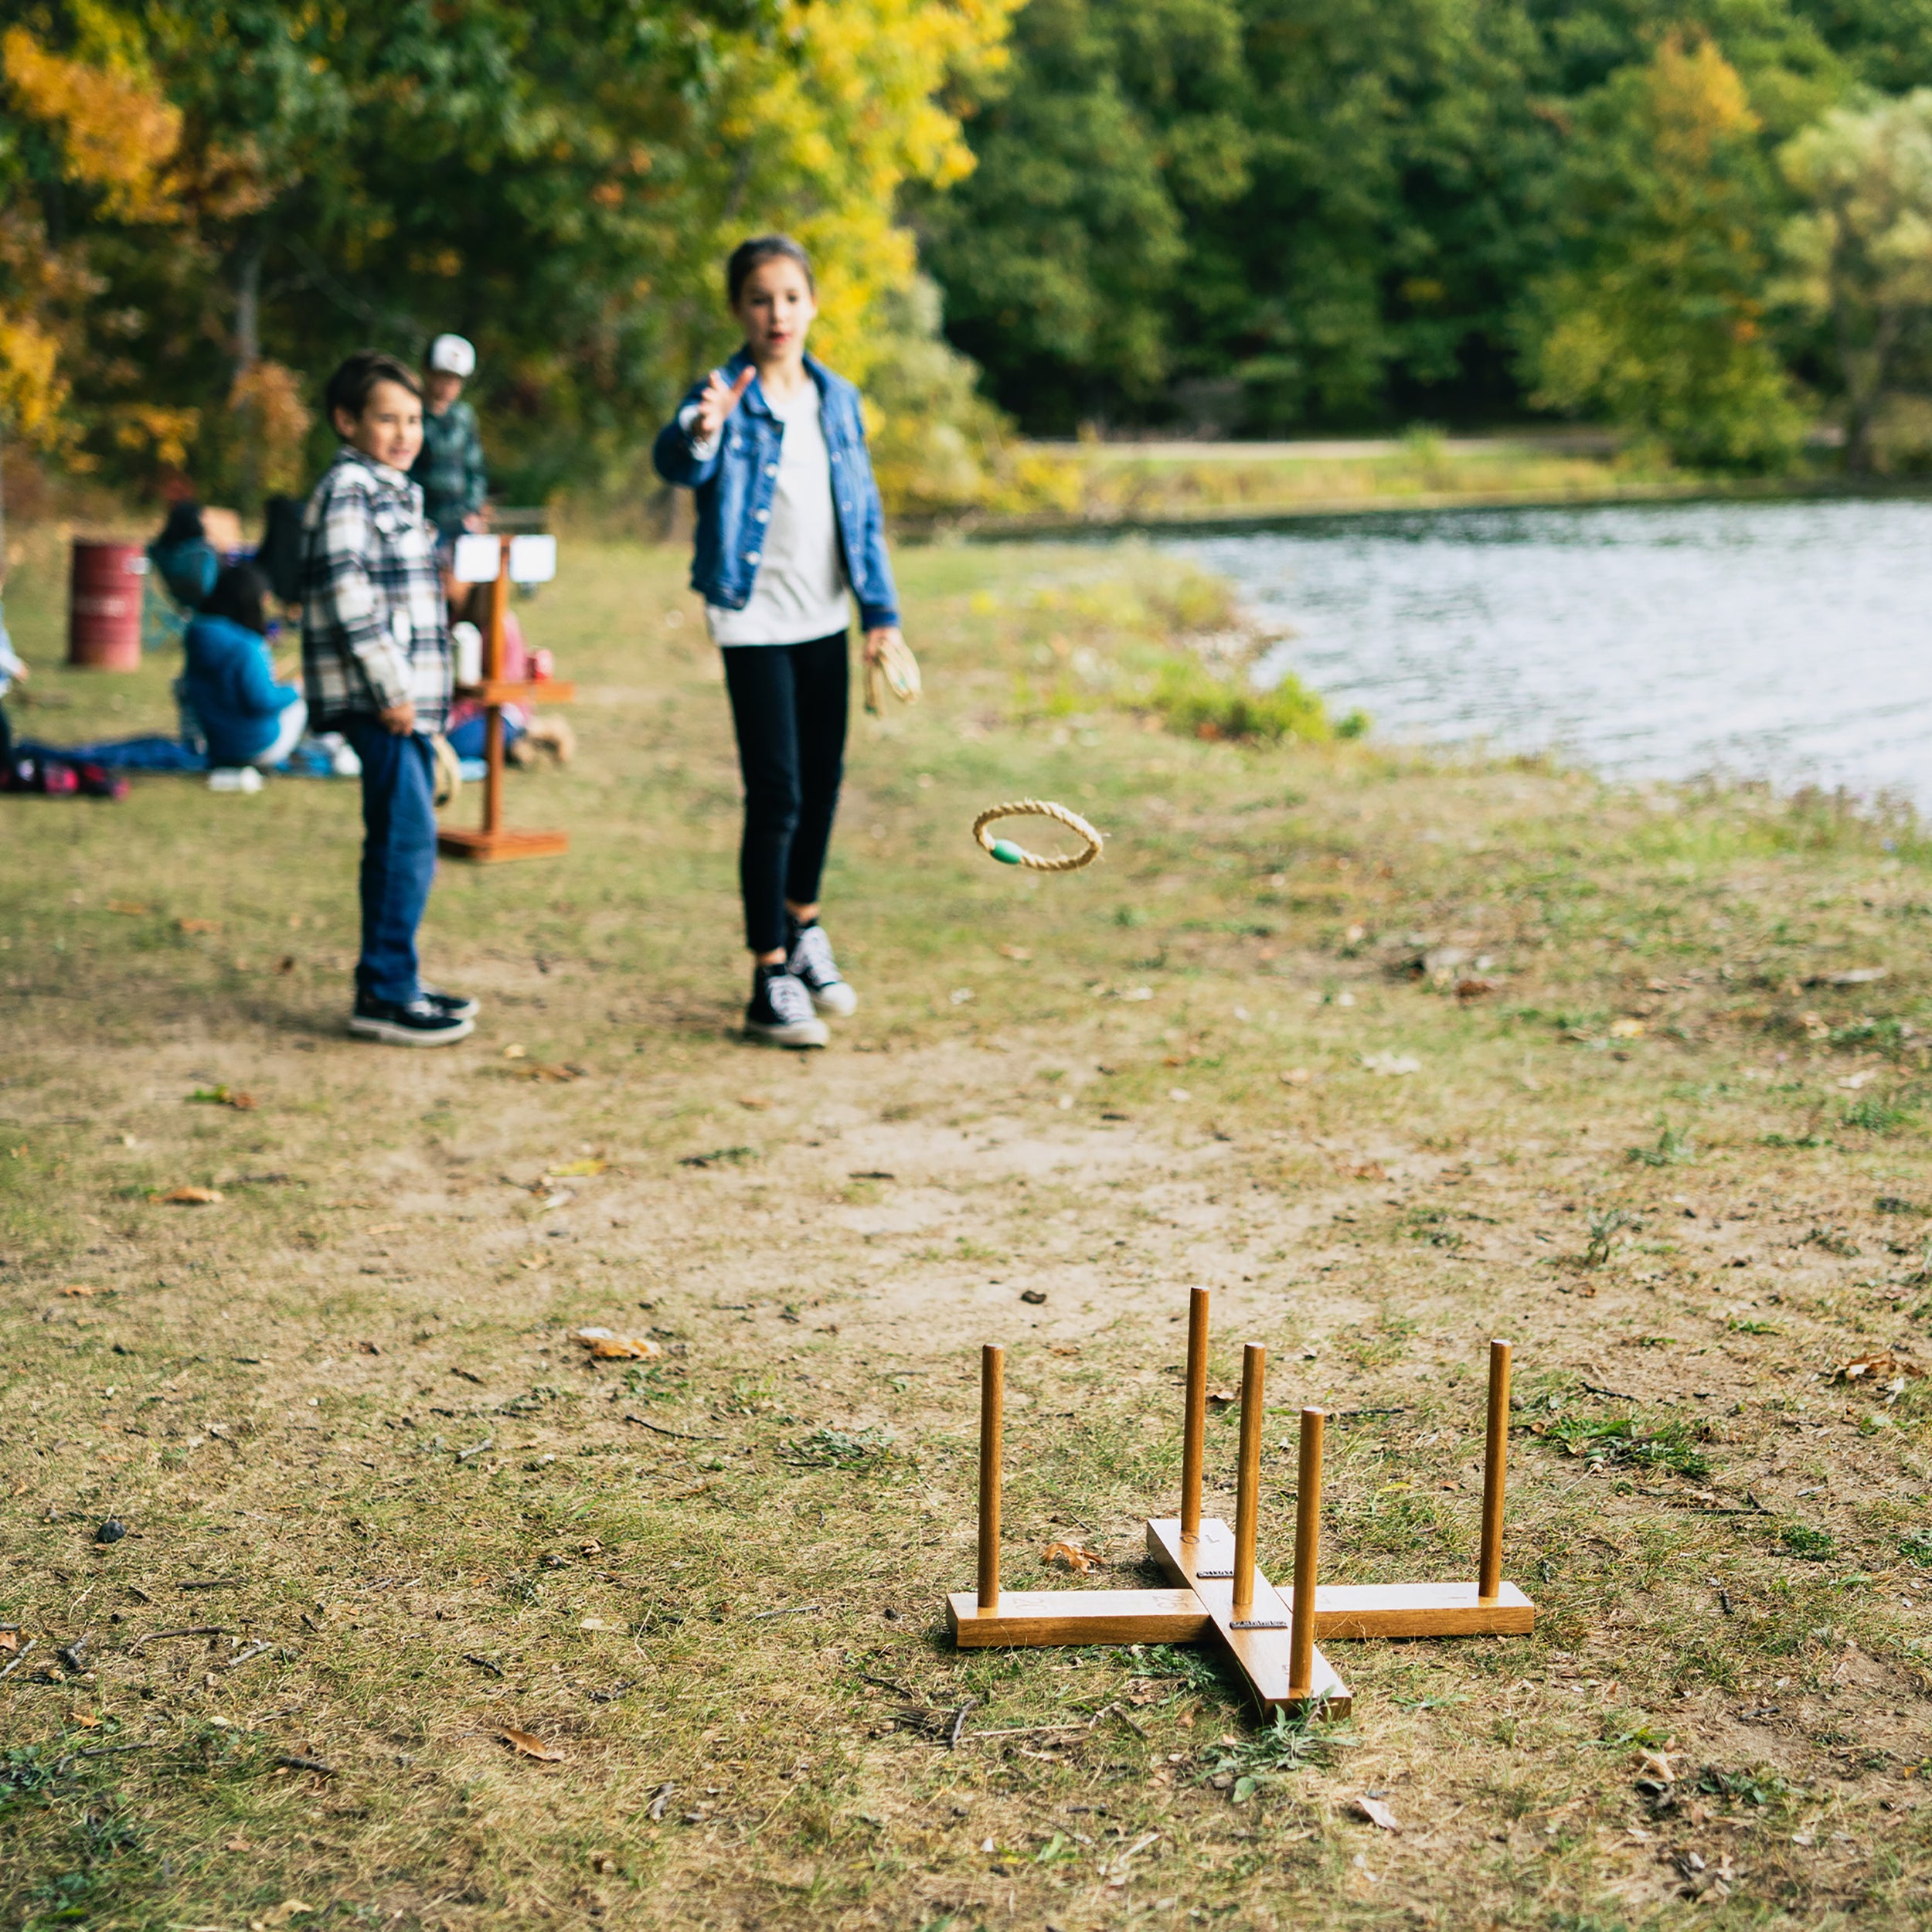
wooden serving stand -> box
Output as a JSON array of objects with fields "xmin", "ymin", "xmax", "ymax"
[
  {"xmin": 437, "ymin": 535, "xmax": 575, "ymax": 863},
  {"xmin": 944, "ymin": 1290, "xmax": 1536, "ymax": 1721}
]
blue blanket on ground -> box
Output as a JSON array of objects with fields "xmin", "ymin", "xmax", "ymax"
[{"xmin": 15, "ymin": 736, "xmax": 339, "ymax": 777}]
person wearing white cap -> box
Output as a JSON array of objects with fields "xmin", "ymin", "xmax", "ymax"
[{"xmin": 410, "ymin": 332, "xmax": 489, "ymax": 541}]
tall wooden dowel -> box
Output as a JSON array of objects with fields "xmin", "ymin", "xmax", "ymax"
[
  {"xmin": 1179, "ymin": 1287, "xmax": 1210, "ymax": 1539},
  {"xmin": 1288, "ymin": 1406, "xmax": 1325, "ymax": 1699},
  {"xmin": 1478, "ymin": 1338, "xmax": 1511, "ymax": 1602},
  {"xmin": 1230, "ymin": 1343, "xmax": 1266, "ymax": 1617},
  {"xmin": 977, "ymin": 1344, "xmax": 1004, "ymax": 1612},
  {"xmin": 481, "ymin": 537, "xmax": 509, "ymax": 838}
]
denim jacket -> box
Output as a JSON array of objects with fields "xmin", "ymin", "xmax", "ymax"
[{"xmin": 651, "ymin": 351, "xmax": 899, "ymax": 631}]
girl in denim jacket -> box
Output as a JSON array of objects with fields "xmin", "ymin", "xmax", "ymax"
[{"xmin": 654, "ymin": 235, "xmax": 903, "ymax": 1048}]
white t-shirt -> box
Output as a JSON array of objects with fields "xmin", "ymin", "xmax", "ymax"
[{"xmin": 698, "ymin": 381, "xmax": 852, "ymax": 647}]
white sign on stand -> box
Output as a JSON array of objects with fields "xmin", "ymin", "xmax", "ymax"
[
  {"xmin": 509, "ymin": 535, "xmax": 557, "ymax": 585},
  {"xmin": 452, "ymin": 532, "xmax": 502, "ymax": 583}
]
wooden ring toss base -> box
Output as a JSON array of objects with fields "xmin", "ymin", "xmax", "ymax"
[
  {"xmin": 437, "ymin": 534, "xmax": 576, "ymax": 864},
  {"xmin": 971, "ymin": 799, "xmax": 1103, "ymax": 872},
  {"xmin": 944, "ymin": 1289, "xmax": 1536, "ymax": 1720}
]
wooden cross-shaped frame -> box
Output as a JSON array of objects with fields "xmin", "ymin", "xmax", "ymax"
[{"xmin": 945, "ymin": 1289, "xmax": 1536, "ymax": 1718}]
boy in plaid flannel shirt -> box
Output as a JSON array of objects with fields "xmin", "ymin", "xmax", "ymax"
[{"xmin": 302, "ymin": 349, "xmax": 477, "ymax": 1046}]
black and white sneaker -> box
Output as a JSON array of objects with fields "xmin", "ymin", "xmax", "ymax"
[
  {"xmin": 786, "ymin": 919, "xmax": 858, "ymax": 1018},
  {"xmin": 349, "ymin": 992, "xmax": 475, "ymax": 1047},
  {"xmin": 744, "ymin": 964, "xmax": 828, "ymax": 1048},
  {"xmin": 420, "ymin": 985, "xmax": 480, "ymax": 1021}
]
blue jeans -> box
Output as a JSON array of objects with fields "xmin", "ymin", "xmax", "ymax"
[{"xmin": 342, "ymin": 720, "xmax": 437, "ymax": 1005}]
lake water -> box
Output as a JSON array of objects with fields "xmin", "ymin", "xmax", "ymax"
[{"xmin": 1171, "ymin": 498, "xmax": 1932, "ymax": 807}]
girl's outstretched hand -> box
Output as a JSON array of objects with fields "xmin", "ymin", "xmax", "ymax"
[{"xmin": 693, "ymin": 366, "xmax": 755, "ymax": 443}]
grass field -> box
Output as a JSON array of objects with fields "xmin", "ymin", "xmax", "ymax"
[{"xmin": 2, "ymin": 526, "xmax": 1930, "ymax": 1930}]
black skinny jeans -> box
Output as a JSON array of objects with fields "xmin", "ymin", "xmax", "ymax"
[{"xmin": 722, "ymin": 632, "xmax": 848, "ymax": 955}]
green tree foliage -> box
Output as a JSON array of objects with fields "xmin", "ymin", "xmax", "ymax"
[
  {"xmin": 1779, "ymin": 87, "xmax": 1932, "ymax": 468},
  {"xmin": 1521, "ymin": 32, "xmax": 1806, "ymax": 467},
  {"xmin": 923, "ymin": 0, "xmax": 1923, "ymax": 436},
  {"xmin": 10, "ymin": 0, "xmax": 1016, "ymax": 505}
]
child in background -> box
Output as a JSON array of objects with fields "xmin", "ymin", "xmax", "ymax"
[
  {"xmin": 0, "ymin": 595, "xmax": 26, "ymax": 773},
  {"xmin": 182, "ymin": 563, "xmax": 306, "ymax": 771},
  {"xmin": 651, "ymin": 234, "xmax": 904, "ymax": 1049},
  {"xmin": 411, "ymin": 333, "xmax": 488, "ymax": 543},
  {"xmin": 301, "ymin": 348, "xmax": 476, "ymax": 1046},
  {"xmin": 148, "ymin": 502, "xmax": 219, "ymax": 611}
]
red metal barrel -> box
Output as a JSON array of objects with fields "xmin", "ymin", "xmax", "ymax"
[{"xmin": 67, "ymin": 540, "xmax": 146, "ymax": 670}]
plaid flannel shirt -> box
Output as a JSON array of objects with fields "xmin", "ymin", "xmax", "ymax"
[
  {"xmin": 410, "ymin": 398, "xmax": 488, "ymax": 538},
  {"xmin": 301, "ymin": 447, "xmax": 451, "ymax": 733}
]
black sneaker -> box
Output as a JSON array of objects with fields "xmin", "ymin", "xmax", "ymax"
[
  {"xmin": 785, "ymin": 918, "xmax": 858, "ymax": 1018},
  {"xmin": 349, "ymin": 992, "xmax": 475, "ymax": 1047},
  {"xmin": 744, "ymin": 964, "xmax": 828, "ymax": 1049},
  {"xmin": 420, "ymin": 985, "xmax": 480, "ymax": 1020}
]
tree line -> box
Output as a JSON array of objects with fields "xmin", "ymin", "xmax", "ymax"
[{"xmin": 7, "ymin": 0, "xmax": 1932, "ymax": 518}]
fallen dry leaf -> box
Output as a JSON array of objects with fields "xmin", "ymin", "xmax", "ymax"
[
  {"xmin": 500, "ymin": 1727, "xmax": 566, "ymax": 1763},
  {"xmin": 1835, "ymin": 1352, "xmax": 1923, "ymax": 1387},
  {"xmin": 158, "ymin": 1185, "xmax": 223, "ymax": 1206},
  {"xmin": 355, "ymin": 1341, "xmax": 380, "ymax": 1355},
  {"xmin": 569, "ymin": 1327, "xmax": 661, "ymax": 1361},
  {"xmin": 224, "ymin": 1835, "xmax": 251, "ymax": 1852},
  {"xmin": 175, "ymin": 917, "xmax": 223, "ymax": 934},
  {"xmin": 502, "ymin": 1043, "xmax": 527, "ymax": 1059},
  {"xmin": 1206, "ymin": 1388, "xmax": 1238, "ymax": 1409},
  {"xmin": 105, "ymin": 900, "xmax": 149, "ymax": 917},
  {"xmin": 189, "ymin": 1085, "xmax": 257, "ymax": 1111},
  {"xmin": 515, "ymin": 1061, "xmax": 587, "ymax": 1083},
  {"xmin": 1608, "ymin": 1017, "xmax": 1647, "ymax": 1039},
  {"xmin": 1279, "ymin": 1068, "xmax": 1311, "ymax": 1086},
  {"xmin": 1352, "ymin": 1794, "xmax": 1400, "ymax": 1831},
  {"xmin": 1043, "ymin": 1542, "xmax": 1102, "ymax": 1574},
  {"xmin": 998, "ymin": 944, "xmax": 1032, "ymax": 961},
  {"xmin": 1455, "ymin": 976, "xmax": 1498, "ymax": 1002},
  {"xmin": 66, "ymin": 1710, "xmax": 100, "ymax": 1730},
  {"xmin": 0, "ymin": 1631, "xmax": 19, "ymax": 1653},
  {"xmin": 60, "ymin": 1284, "xmax": 98, "ymax": 1298},
  {"xmin": 546, "ymin": 1158, "xmax": 607, "ymax": 1178},
  {"xmin": 736, "ymin": 1094, "xmax": 771, "ymax": 1111}
]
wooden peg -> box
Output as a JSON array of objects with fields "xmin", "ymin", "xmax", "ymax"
[
  {"xmin": 1478, "ymin": 1339, "xmax": 1510, "ymax": 1603},
  {"xmin": 1179, "ymin": 1287, "xmax": 1209, "ymax": 1540},
  {"xmin": 978, "ymin": 1344, "xmax": 1003, "ymax": 1612},
  {"xmin": 1230, "ymin": 1343, "xmax": 1265, "ymax": 1619},
  {"xmin": 1288, "ymin": 1406, "xmax": 1325, "ymax": 1699}
]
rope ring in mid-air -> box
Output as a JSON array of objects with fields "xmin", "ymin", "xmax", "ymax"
[{"xmin": 971, "ymin": 798, "xmax": 1104, "ymax": 872}]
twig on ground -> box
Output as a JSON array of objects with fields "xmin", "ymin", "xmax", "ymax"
[
  {"xmin": 750, "ymin": 1604, "xmax": 821, "ymax": 1620},
  {"xmin": 1580, "ymin": 1380, "xmax": 1637, "ymax": 1400},
  {"xmin": 464, "ymin": 1653, "xmax": 505, "ymax": 1677},
  {"xmin": 947, "ymin": 1698, "xmax": 978, "ymax": 1748},
  {"xmin": 624, "ymin": 1414, "xmax": 723, "ymax": 1441},
  {"xmin": 223, "ymin": 1641, "xmax": 273, "ymax": 1670},
  {"xmin": 277, "ymin": 1754, "xmax": 336, "ymax": 1775},
  {"xmin": 177, "ymin": 1577, "xmax": 244, "ymax": 1591},
  {"xmin": 130, "ymin": 1628, "xmax": 229, "ymax": 1652},
  {"xmin": 455, "ymin": 1439, "xmax": 493, "ymax": 1462},
  {"xmin": 0, "ymin": 1640, "xmax": 37, "ymax": 1682}
]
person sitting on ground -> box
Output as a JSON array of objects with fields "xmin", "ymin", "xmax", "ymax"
[
  {"xmin": 148, "ymin": 502, "xmax": 220, "ymax": 611},
  {"xmin": 302, "ymin": 347, "xmax": 475, "ymax": 1047},
  {"xmin": 182, "ymin": 563, "xmax": 308, "ymax": 771},
  {"xmin": 410, "ymin": 333, "xmax": 488, "ymax": 543}
]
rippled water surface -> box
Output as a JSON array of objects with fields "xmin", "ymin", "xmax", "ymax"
[{"xmin": 1171, "ymin": 499, "xmax": 1932, "ymax": 804}]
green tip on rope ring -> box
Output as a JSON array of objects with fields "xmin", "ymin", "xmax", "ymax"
[{"xmin": 990, "ymin": 838, "xmax": 1024, "ymax": 866}]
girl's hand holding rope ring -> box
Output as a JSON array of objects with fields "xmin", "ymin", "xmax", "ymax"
[{"xmin": 971, "ymin": 799, "xmax": 1104, "ymax": 872}]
